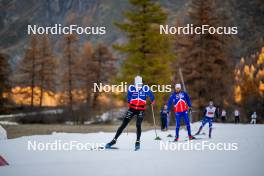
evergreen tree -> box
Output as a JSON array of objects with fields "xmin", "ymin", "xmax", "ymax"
[
  {"xmin": 230, "ymin": 0, "xmax": 264, "ymax": 57},
  {"xmin": 175, "ymin": 0, "xmax": 234, "ymax": 117},
  {"xmin": 113, "ymin": 0, "xmax": 175, "ymax": 91}
]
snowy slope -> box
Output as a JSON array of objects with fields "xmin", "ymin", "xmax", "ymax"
[{"xmin": 0, "ymin": 123, "xmax": 263, "ymax": 176}]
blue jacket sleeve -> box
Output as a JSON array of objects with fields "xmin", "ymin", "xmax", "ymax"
[
  {"xmin": 167, "ymin": 94, "xmax": 174, "ymax": 113},
  {"xmin": 184, "ymin": 92, "xmax": 192, "ymax": 107},
  {"xmin": 127, "ymin": 86, "xmax": 133, "ymax": 103},
  {"xmin": 147, "ymin": 87, "xmax": 155, "ymax": 102}
]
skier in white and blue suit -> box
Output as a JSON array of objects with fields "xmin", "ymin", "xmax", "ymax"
[{"xmin": 195, "ymin": 100, "xmax": 218, "ymax": 138}]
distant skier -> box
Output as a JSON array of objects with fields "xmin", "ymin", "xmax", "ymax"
[
  {"xmin": 160, "ymin": 105, "xmax": 168, "ymax": 131},
  {"xmin": 234, "ymin": 109, "xmax": 240, "ymax": 124},
  {"xmin": 215, "ymin": 105, "xmax": 220, "ymax": 121},
  {"xmin": 105, "ymin": 76, "xmax": 155, "ymax": 150},
  {"xmin": 221, "ymin": 109, "xmax": 227, "ymax": 123},
  {"xmin": 167, "ymin": 83, "xmax": 195, "ymax": 141},
  {"xmin": 250, "ymin": 112, "xmax": 257, "ymax": 124},
  {"xmin": 195, "ymin": 100, "xmax": 218, "ymax": 138}
]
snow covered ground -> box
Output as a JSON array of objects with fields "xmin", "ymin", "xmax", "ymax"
[{"xmin": 0, "ymin": 123, "xmax": 263, "ymax": 176}]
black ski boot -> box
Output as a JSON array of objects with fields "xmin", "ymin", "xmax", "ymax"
[
  {"xmin": 105, "ymin": 139, "xmax": 116, "ymax": 149},
  {"xmin": 135, "ymin": 140, "xmax": 140, "ymax": 151}
]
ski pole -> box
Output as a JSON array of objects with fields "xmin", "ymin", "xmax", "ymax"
[
  {"xmin": 151, "ymin": 104, "xmax": 161, "ymax": 140},
  {"xmin": 126, "ymin": 123, "xmax": 129, "ymax": 135}
]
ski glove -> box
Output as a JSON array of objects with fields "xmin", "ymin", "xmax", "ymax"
[{"xmin": 188, "ymin": 107, "xmax": 192, "ymax": 113}]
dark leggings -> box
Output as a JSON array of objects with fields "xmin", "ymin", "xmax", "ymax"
[
  {"xmin": 235, "ymin": 116, "xmax": 240, "ymax": 123},
  {"xmin": 114, "ymin": 108, "xmax": 144, "ymax": 141},
  {"xmin": 161, "ymin": 117, "xmax": 167, "ymax": 130}
]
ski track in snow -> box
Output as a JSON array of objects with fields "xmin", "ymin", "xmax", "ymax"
[{"xmin": 0, "ymin": 123, "xmax": 263, "ymax": 176}]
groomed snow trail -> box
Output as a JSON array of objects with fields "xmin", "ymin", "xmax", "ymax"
[{"xmin": 0, "ymin": 123, "xmax": 263, "ymax": 176}]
